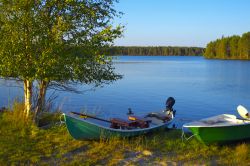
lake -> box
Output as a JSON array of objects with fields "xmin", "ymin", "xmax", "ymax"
[{"xmin": 1, "ymin": 56, "xmax": 250, "ymax": 127}]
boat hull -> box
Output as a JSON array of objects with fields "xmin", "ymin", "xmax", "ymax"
[
  {"xmin": 64, "ymin": 114, "xmax": 173, "ymax": 140},
  {"xmin": 186, "ymin": 123, "xmax": 250, "ymax": 144}
]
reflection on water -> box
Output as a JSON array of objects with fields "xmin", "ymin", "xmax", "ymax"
[{"xmin": 1, "ymin": 56, "xmax": 250, "ymax": 127}]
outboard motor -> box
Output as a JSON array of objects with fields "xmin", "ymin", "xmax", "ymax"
[
  {"xmin": 145, "ymin": 97, "xmax": 176, "ymax": 122},
  {"xmin": 165, "ymin": 97, "xmax": 176, "ymax": 117}
]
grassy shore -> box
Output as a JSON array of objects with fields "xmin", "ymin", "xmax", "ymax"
[{"xmin": 0, "ymin": 104, "xmax": 249, "ymax": 165}]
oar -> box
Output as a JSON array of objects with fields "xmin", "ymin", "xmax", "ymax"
[
  {"xmin": 237, "ymin": 105, "xmax": 250, "ymax": 120},
  {"xmin": 70, "ymin": 111, "xmax": 111, "ymax": 123}
]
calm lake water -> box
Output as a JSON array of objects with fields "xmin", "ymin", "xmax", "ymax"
[{"xmin": 1, "ymin": 56, "xmax": 250, "ymax": 127}]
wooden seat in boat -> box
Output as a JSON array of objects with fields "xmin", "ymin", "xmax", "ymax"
[
  {"xmin": 110, "ymin": 118, "xmax": 137, "ymax": 129},
  {"xmin": 128, "ymin": 116, "xmax": 151, "ymax": 128}
]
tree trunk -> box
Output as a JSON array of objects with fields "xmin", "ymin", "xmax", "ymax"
[
  {"xmin": 24, "ymin": 80, "xmax": 32, "ymax": 118},
  {"xmin": 34, "ymin": 80, "xmax": 48, "ymax": 120}
]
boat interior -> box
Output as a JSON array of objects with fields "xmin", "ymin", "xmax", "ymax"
[
  {"xmin": 184, "ymin": 114, "xmax": 250, "ymax": 127},
  {"xmin": 69, "ymin": 112, "xmax": 174, "ymax": 130}
]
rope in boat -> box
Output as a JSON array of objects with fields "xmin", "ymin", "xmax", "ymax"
[
  {"xmin": 59, "ymin": 113, "xmax": 66, "ymax": 125},
  {"xmin": 181, "ymin": 126, "xmax": 197, "ymax": 141}
]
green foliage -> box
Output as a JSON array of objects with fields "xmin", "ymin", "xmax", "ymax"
[
  {"xmin": 229, "ymin": 35, "xmax": 240, "ymax": 58},
  {"xmin": 105, "ymin": 46, "xmax": 204, "ymax": 56},
  {"xmin": 0, "ymin": 0, "xmax": 123, "ymax": 84},
  {"xmin": 204, "ymin": 32, "xmax": 250, "ymax": 60},
  {"xmin": 239, "ymin": 32, "xmax": 250, "ymax": 59},
  {"xmin": 0, "ymin": 0, "xmax": 123, "ymax": 117}
]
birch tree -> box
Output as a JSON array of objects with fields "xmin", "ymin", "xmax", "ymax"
[{"xmin": 0, "ymin": 0, "xmax": 123, "ymax": 119}]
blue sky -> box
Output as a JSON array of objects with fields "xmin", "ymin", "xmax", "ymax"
[{"xmin": 113, "ymin": 0, "xmax": 250, "ymax": 47}]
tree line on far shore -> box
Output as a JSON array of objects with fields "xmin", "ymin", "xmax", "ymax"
[
  {"xmin": 204, "ymin": 32, "xmax": 250, "ymax": 60},
  {"xmin": 107, "ymin": 32, "xmax": 250, "ymax": 60},
  {"xmin": 105, "ymin": 46, "xmax": 204, "ymax": 56}
]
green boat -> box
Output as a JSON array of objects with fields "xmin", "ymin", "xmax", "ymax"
[
  {"xmin": 183, "ymin": 114, "xmax": 250, "ymax": 144},
  {"xmin": 63, "ymin": 111, "xmax": 175, "ymax": 140}
]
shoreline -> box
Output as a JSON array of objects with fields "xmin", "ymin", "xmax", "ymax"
[{"xmin": 0, "ymin": 111, "xmax": 249, "ymax": 165}]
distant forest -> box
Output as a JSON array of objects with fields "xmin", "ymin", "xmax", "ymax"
[
  {"xmin": 106, "ymin": 46, "xmax": 204, "ymax": 56},
  {"xmin": 204, "ymin": 32, "xmax": 250, "ymax": 60}
]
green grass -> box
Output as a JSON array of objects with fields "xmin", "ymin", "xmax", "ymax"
[{"xmin": 0, "ymin": 104, "xmax": 249, "ymax": 165}]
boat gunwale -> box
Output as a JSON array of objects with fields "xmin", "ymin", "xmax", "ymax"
[{"xmin": 63, "ymin": 113, "xmax": 174, "ymax": 133}]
